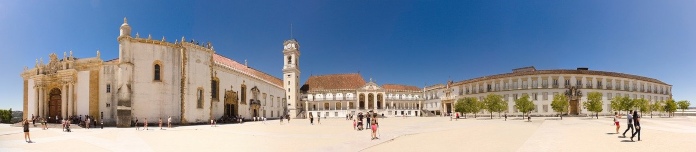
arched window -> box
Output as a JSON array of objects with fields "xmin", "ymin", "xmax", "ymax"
[
  {"xmin": 211, "ymin": 78, "xmax": 219, "ymax": 100},
  {"xmin": 241, "ymin": 84, "xmax": 247, "ymax": 104},
  {"xmin": 324, "ymin": 103, "xmax": 330, "ymax": 110},
  {"xmin": 336, "ymin": 102, "xmax": 341, "ymax": 109},
  {"xmin": 154, "ymin": 64, "xmax": 161, "ymax": 81},
  {"xmin": 287, "ymin": 56, "xmax": 292, "ymax": 64}
]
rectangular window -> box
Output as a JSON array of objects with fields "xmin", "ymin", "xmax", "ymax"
[
  {"xmin": 513, "ymin": 94, "xmax": 518, "ymax": 100},
  {"xmin": 197, "ymin": 89, "xmax": 204, "ymax": 108},
  {"xmin": 543, "ymin": 105, "xmax": 548, "ymax": 112},
  {"xmin": 543, "ymin": 92, "xmax": 548, "ymax": 100},
  {"xmin": 106, "ymin": 84, "xmax": 111, "ymax": 93},
  {"xmin": 533, "ymin": 93, "xmax": 538, "ymax": 100}
]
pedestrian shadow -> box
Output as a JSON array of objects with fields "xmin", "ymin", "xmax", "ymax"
[
  {"xmin": 617, "ymin": 136, "xmax": 626, "ymax": 138},
  {"xmin": 620, "ymin": 140, "xmax": 634, "ymax": 142},
  {"xmin": 605, "ymin": 132, "xmax": 617, "ymax": 135},
  {"xmin": 545, "ymin": 118, "xmax": 561, "ymax": 120}
]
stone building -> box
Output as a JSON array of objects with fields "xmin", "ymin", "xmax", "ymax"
[
  {"xmin": 425, "ymin": 66, "xmax": 672, "ymax": 116},
  {"xmin": 299, "ymin": 73, "xmax": 423, "ymax": 118},
  {"xmin": 20, "ymin": 18, "xmax": 291, "ymax": 127}
]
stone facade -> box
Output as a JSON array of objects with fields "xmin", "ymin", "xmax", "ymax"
[{"xmin": 20, "ymin": 18, "xmax": 288, "ymax": 127}]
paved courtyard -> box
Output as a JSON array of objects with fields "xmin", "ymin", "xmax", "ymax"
[{"xmin": 1, "ymin": 115, "xmax": 695, "ymax": 152}]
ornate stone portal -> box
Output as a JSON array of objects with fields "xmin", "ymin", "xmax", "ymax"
[
  {"xmin": 223, "ymin": 87, "xmax": 239, "ymax": 117},
  {"xmin": 565, "ymin": 86, "xmax": 583, "ymax": 115}
]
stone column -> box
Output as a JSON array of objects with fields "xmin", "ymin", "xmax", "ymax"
[
  {"xmin": 61, "ymin": 84, "xmax": 67, "ymax": 118},
  {"xmin": 36, "ymin": 86, "xmax": 41, "ymax": 117},
  {"xmin": 305, "ymin": 101, "xmax": 309, "ymax": 118},
  {"xmin": 373, "ymin": 93, "xmax": 377, "ymax": 111},
  {"xmin": 68, "ymin": 82, "xmax": 74, "ymax": 117}
]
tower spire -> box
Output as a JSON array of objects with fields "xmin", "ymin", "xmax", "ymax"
[{"xmin": 290, "ymin": 23, "xmax": 293, "ymax": 39}]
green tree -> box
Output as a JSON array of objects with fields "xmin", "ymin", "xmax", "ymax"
[
  {"xmin": 514, "ymin": 94, "xmax": 535, "ymax": 119},
  {"xmin": 610, "ymin": 97, "xmax": 622, "ymax": 114},
  {"xmin": 635, "ymin": 98, "xmax": 650, "ymax": 116},
  {"xmin": 651, "ymin": 100, "xmax": 664, "ymax": 118},
  {"xmin": 583, "ymin": 92, "xmax": 603, "ymax": 119},
  {"xmin": 0, "ymin": 108, "xmax": 12, "ymax": 124},
  {"xmin": 483, "ymin": 94, "xmax": 505, "ymax": 119},
  {"xmin": 462, "ymin": 97, "xmax": 482, "ymax": 118},
  {"xmin": 618, "ymin": 96, "xmax": 636, "ymax": 114},
  {"xmin": 677, "ymin": 100, "xmax": 691, "ymax": 116},
  {"xmin": 664, "ymin": 99, "xmax": 678, "ymax": 117},
  {"xmin": 454, "ymin": 98, "xmax": 468, "ymax": 119},
  {"xmin": 550, "ymin": 94, "xmax": 569, "ymax": 120}
]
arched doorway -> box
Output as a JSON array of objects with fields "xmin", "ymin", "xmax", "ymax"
[
  {"xmin": 48, "ymin": 88, "xmax": 62, "ymax": 123},
  {"xmin": 359, "ymin": 94, "xmax": 365, "ymax": 109},
  {"xmin": 223, "ymin": 89, "xmax": 239, "ymax": 118},
  {"xmin": 253, "ymin": 109, "xmax": 258, "ymax": 117},
  {"xmin": 377, "ymin": 94, "xmax": 383, "ymax": 109}
]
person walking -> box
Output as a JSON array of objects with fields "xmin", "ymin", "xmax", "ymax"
[
  {"xmin": 31, "ymin": 115, "xmax": 35, "ymax": 127},
  {"xmin": 366, "ymin": 113, "xmax": 371, "ymax": 129},
  {"xmin": 159, "ymin": 118, "xmax": 163, "ymax": 130},
  {"xmin": 135, "ymin": 117, "xmax": 139, "ymax": 130},
  {"xmin": 318, "ymin": 115, "xmax": 321, "ymax": 124},
  {"xmin": 286, "ymin": 114, "xmax": 290, "ymax": 123},
  {"xmin": 613, "ymin": 112, "xmax": 621, "ymax": 134},
  {"xmin": 504, "ymin": 113, "xmax": 508, "ymax": 121},
  {"xmin": 371, "ymin": 114, "xmax": 379, "ymax": 140},
  {"xmin": 144, "ymin": 118, "xmax": 148, "ymax": 130},
  {"xmin": 168, "ymin": 116, "xmax": 172, "ymax": 128},
  {"xmin": 353, "ymin": 119, "xmax": 356, "ymax": 130},
  {"xmin": 631, "ymin": 111, "xmax": 641, "ymax": 141},
  {"xmin": 622, "ymin": 110, "xmax": 634, "ymax": 137},
  {"xmin": 309, "ymin": 113, "xmax": 314, "ymax": 125},
  {"xmin": 23, "ymin": 119, "xmax": 32, "ymax": 143},
  {"xmin": 86, "ymin": 117, "xmax": 91, "ymax": 129}
]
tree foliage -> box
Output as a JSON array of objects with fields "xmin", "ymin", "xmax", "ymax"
[
  {"xmin": 550, "ymin": 94, "xmax": 569, "ymax": 120},
  {"xmin": 483, "ymin": 94, "xmax": 505, "ymax": 119},
  {"xmin": 454, "ymin": 98, "xmax": 467, "ymax": 118},
  {"xmin": 514, "ymin": 94, "xmax": 535, "ymax": 118},
  {"xmin": 677, "ymin": 100, "xmax": 691, "ymax": 115},
  {"xmin": 0, "ymin": 108, "xmax": 12, "ymax": 124},
  {"xmin": 635, "ymin": 98, "xmax": 650, "ymax": 116},
  {"xmin": 651, "ymin": 101, "xmax": 664, "ymax": 118},
  {"xmin": 583, "ymin": 92, "xmax": 603, "ymax": 119},
  {"xmin": 460, "ymin": 97, "xmax": 482, "ymax": 118},
  {"xmin": 664, "ymin": 99, "xmax": 678, "ymax": 117}
]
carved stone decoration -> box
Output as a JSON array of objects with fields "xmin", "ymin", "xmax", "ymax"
[
  {"xmin": 224, "ymin": 89, "xmax": 238, "ymax": 104},
  {"xmin": 45, "ymin": 53, "xmax": 62, "ymax": 74}
]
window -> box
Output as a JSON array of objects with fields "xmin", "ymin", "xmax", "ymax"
[
  {"xmin": 504, "ymin": 94, "xmax": 509, "ymax": 101},
  {"xmin": 543, "ymin": 105, "xmax": 548, "ymax": 112},
  {"xmin": 533, "ymin": 93, "xmax": 538, "ymax": 100},
  {"xmin": 287, "ymin": 56, "xmax": 292, "ymax": 64},
  {"xmin": 197, "ymin": 88, "xmax": 204, "ymax": 108},
  {"xmin": 564, "ymin": 80, "xmax": 570, "ymax": 86},
  {"xmin": 106, "ymin": 84, "xmax": 111, "ymax": 93},
  {"xmin": 513, "ymin": 94, "xmax": 518, "ymax": 100},
  {"xmin": 543, "ymin": 92, "xmax": 548, "ymax": 100},
  {"xmin": 241, "ymin": 84, "xmax": 247, "ymax": 104},
  {"xmin": 211, "ymin": 79, "xmax": 219, "ymax": 100},
  {"xmin": 154, "ymin": 64, "xmax": 161, "ymax": 81}
]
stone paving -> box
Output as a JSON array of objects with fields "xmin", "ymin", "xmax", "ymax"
[{"xmin": 1, "ymin": 116, "xmax": 695, "ymax": 152}]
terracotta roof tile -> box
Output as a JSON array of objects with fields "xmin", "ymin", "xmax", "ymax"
[
  {"xmin": 301, "ymin": 73, "xmax": 365, "ymax": 92},
  {"xmin": 453, "ymin": 69, "xmax": 669, "ymax": 86},
  {"xmin": 213, "ymin": 54, "xmax": 283, "ymax": 87},
  {"xmin": 382, "ymin": 84, "xmax": 421, "ymax": 92}
]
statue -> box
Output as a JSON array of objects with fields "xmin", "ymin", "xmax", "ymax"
[
  {"xmin": 148, "ymin": 34, "xmax": 152, "ymax": 40},
  {"xmin": 70, "ymin": 50, "xmax": 73, "ymax": 58},
  {"xmin": 96, "ymin": 50, "xmax": 100, "ymax": 58},
  {"xmin": 136, "ymin": 32, "xmax": 140, "ymax": 38},
  {"xmin": 162, "ymin": 36, "xmax": 166, "ymax": 41},
  {"xmin": 63, "ymin": 52, "xmax": 67, "ymax": 59}
]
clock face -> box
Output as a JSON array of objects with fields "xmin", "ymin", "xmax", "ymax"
[{"xmin": 285, "ymin": 43, "xmax": 296, "ymax": 49}]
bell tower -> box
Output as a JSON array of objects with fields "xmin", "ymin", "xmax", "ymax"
[{"xmin": 283, "ymin": 39, "xmax": 300, "ymax": 118}]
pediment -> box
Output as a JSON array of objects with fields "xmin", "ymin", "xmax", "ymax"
[{"xmin": 359, "ymin": 82, "xmax": 382, "ymax": 91}]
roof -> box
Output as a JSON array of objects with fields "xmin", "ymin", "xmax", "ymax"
[
  {"xmin": 382, "ymin": 84, "xmax": 421, "ymax": 92},
  {"xmin": 453, "ymin": 69, "xmax": 669, "ymax": 86},
  {"xmin": 213, "ymin": 54, "xmax": 283, "ymax": 87},
  {"xmin": 301, "ymin": 73, "xmax": 365, "ymax": 92}
]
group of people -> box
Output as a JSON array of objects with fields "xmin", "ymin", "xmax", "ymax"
[
  {"xmin": 279, "ymin": 114, "xmax": 290, "ymax": 124},
  {"xmin": 350, "ymin": 112, "xmax": 380, "ymax": 140},
  {"xmin": 613, "ymin": 110, "xmax": 642, "ymax": 141},
  {"xmin": 134, "ymin": 116, "xmax": 172, "ymax": 130}
]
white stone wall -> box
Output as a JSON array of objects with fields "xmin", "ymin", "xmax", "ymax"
[
  {"xmin": 182, "ymin": 46, "xmax": 212, "ymax": 123},
  {"xmin": 76, "ymin": 71, "xmax": 90, "ymax": 117},
  {"xmin": 213, "ymin": 67, "xmax": 285, "ymax": 119},
  {"xmin": 128, "ymin": 42, "xmax": 182, "ymax": 123},
  {"xmin": 99, "ymin": 64, "xmax": 118, "ymax": 122},
  {"xmin": 27, "ymin": 79, "xmax": 35, "ymax": 119}
]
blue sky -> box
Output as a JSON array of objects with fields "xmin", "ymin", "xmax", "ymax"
[{"xmin": 1, "ymin": 0, "xmax": 694, "ymax": 110}]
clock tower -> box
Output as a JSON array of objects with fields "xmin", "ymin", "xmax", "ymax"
[{"xmin": 283, "ymin": 39, "xmax": 301, "ymax": 118}]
